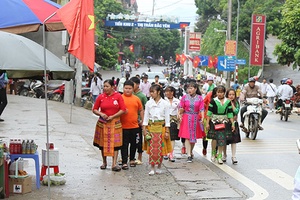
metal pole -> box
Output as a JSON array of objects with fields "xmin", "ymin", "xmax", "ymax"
[
  {"xmin": 43, "ymin": 11, "xmax": 57, "ymax": 200},
  {"xmin": 152, "ymin": 0, "xmax": 155, "ymax": 16},
  {"xmin": 226, "ymin": 0, "xmax": 232, "ymax": 88},
  {"xmin": 235, "ymin": 0, "xmax": 240, "ymax": 82}
]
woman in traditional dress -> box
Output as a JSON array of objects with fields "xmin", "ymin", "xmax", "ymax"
[
  {"xmin": 143, "ymin": 84, "xmax": 172, "ymax": 175},
  {"xmin": 93, "ymin": 79, "xmax": 126, "ymax": 172},
  {"xmin": 178, "ymin": 82, "xmax": 205, "ymax": 163},
  {"xmin": 206, "ymin": 85, "xmax": 235, "ymax": 164},
  {"xmin": 164, "ymin": 86, "xmax": 180, "ymax": 162},
  {"xmin": 223, "ymin": 88, "xmax": 241, "ymax": 164}
]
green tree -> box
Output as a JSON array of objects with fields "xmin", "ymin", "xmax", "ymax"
[
  {"xmin": 134, "ymin": 28, "xmax": 180, "ymax": 60},
  {"xmin": 273, "ymin": 0, "xmax": 300, "ymax": 69},
  {"xmin": 94, "ymin": 0, "xmax": 127, "ymax": 68}
]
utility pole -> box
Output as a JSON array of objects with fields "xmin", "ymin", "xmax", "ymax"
[
  {"xmin": 226, "ymin": 0, "xmax": 232, "ymax": 88},
  {"xmin": 152, "ymin": 0, "xmax": 155, "ymax": 16}
]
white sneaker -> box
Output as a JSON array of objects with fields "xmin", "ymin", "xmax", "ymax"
[
  {"xmin": 148, "ymin": 170, "xmax": 155, "ymax": 175},
  {"xmin": 156, "ymin": 169, "xmax": 163, "ymax": 174}
]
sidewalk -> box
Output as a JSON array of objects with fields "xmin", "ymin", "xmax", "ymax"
[{"xmin": 0, "ymin": 95, "xmax": 245, "ymax": 200}]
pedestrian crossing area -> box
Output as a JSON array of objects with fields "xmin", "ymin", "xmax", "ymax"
[{"xmin": 237, "ymin": 137, "xmax": 298, "ymax": 154}]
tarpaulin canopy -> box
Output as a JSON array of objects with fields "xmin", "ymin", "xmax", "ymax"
[
  {"xmin": 0, "ymin": 31, "xmax": 74, "ymax": 80},
  {"xmin": 0, "ymin": 0, "xmax": 65, "ymax": 34}
]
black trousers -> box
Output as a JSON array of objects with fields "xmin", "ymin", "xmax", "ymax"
[
  {"xmin": 0, "ymin": 88, "xmax": 7, "ymax": 116},
  {"xmin": 240, "ymin": 105, "xmax": 268, "ymax": 124},
  {"xmin": 136, "ymin": 126, "xmax": 143, "ymax": 154},
  {"xmin": 121, "ymin": 128, "xmax": 139, "ymax": 164}
]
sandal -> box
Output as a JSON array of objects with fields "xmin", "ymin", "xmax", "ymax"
[
  {"xmin": 135, "ymin": 160, "xmax": 143, "ymax": 165},
  {"xmin": 112, "ymin": 165, "xmax": 121, "ymax": 172},
  {"xmin": 130, "ymin": 162, "xmax": 136, "ymax": 167},
  {"xmin": 122, "ymin": 164, "xmax": 129, "ymax": 170},
  {"xmin": 100, "ymin": 164, "xmax": 107, "ymax": 170}
]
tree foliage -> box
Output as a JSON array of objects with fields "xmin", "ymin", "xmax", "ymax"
[
  {"xmin": 194, "ymin": 0, "xmax": 284, "ymax": 42},
  {"xmin": 94, "ymin": 0, "xmax": 126, "ymax": 68},
  {"xmin": 134, "ymin": 28, "xmax": 180, "ymax": 60},
  {"xmin": 273, "ymin": 0, "xmax": 300, "ymax": 69}
]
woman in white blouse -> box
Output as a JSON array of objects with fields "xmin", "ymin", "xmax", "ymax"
[
  {"xmin": 143, "ymin": 84, "xmax": 172, "ymax": 175},
  {"xmin": 164, "ymin": 86, "xmax": 180, "ymax": 162}
]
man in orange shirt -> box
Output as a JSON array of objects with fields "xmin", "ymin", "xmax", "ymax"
[{"xmin": 120, "ymin": 80, "xmax": 144, "ymax": 170}]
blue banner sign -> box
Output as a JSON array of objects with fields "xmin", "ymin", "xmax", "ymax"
[
  {"xmin": 104, "ymin": 20, "xmax": 190, "ymax": 29},
  {"xmin": 217, "ymin": 56, "xmax": 236, "ymax": 71},
  {"xmin": 236, "ymin": 59, "xmax": 246, "ymax": 65}
]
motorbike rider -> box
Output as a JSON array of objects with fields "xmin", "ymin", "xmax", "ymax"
[
  {"xmin": 276, "ymin": 78, "xmax": 294, "ymax": 113},
  {"xmin": 239, "ymin": 77, "xmax": 268, "ymax": 130}
]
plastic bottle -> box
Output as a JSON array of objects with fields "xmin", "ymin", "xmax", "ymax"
[
  {"xmin": 30, "ymin": 140, "xmax": 36, "ymax": 154},
  {"xmin": 17, "ymin": 139, "xmax": 22, "ymax": 154},
  {"xmin": 25, "ymin": 140, "xmax": 30, "ymax": 154},
  {"xmin": 9, "ymin": 139, "xmax": 14, "ymax": 154},
  {"xmin": 22, "ymin": 140, "xmax": 26, "ymax": 154}
]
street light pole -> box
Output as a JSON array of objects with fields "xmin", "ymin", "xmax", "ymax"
[
  {"xmin": 152, "ymin": 0, "xmax": 155, "ymax": 16},
  {"xmin": 235, "ymin": 0, "xmax": 240, "ymax": 82},
  {"xmin": 226, "ymin": 0, "xmax": 232, "ymax": 88}
]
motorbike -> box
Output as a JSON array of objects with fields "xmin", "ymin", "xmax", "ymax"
[
  {"xmin": 17, "ymin": 80, "xmax": 30, "ymax": 96},
  {"xmin": 242, "ymin": 97, "xmax": 263, "ymax": 140},
  {"xmin": 28, "ymin": 80, "xmax": 45, "ymax": 98},
  {"xmin": 48, "ymin": 83, "xmax": 65, "ymax": 102},
  {"xmin": 280, "ymin": 99, "xmax": 292, "ymax": 121}
]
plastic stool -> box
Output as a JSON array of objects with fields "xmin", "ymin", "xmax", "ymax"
[
  {"xmin": 40, "ymin": 165, "xmax": 59, "ymax": 181},
  {"xmin": 9, "ymin": 152, "xmax": 40, "ymax": 189}
]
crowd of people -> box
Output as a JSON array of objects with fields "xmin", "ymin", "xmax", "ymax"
[{"xmin": 75, "ymin": 65, "xmax": 300, "ymax": 175}]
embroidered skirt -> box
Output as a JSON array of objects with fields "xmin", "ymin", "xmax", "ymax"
[
  {"xmin": 143, "ymin": 121, "xmax": 172, "ymax": 165},
  {"xmin": 93, "ymin": 117, "xmax": 122, "ymax": 157},
  {"xmin": 170, "ymin": 116, "xmax": 180, "ymax": 141},
  {"xmin": 207, "ymin": 121, "xmax": 233, "ymax": 147}
]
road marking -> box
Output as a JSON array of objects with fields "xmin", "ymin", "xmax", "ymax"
[
  {"xmin": 234, "ymin": 138, "xmax": 298, "ymax": 154},
  {"xmin": 194, "ymin": 146, "xmax": 269, "ymax": 200},
  {"xmin": 257, "ymin": 169, "xmax": 294, "ymax": 190}
]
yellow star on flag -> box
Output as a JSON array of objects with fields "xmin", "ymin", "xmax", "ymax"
[{"xmin": 88, "ymin": 15, "xmax": 95, "ymax": 30}]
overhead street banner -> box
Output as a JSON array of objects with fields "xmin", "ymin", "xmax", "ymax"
[
  {"xmin": 104, "ymin": 20, "xmax": 190, "ymax": 29},
  {"xmin": 250, "ymin": 14, "xmax": 266, "ymax": 66}
]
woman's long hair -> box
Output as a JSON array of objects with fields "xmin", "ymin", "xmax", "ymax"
[
  {"xmin": 164, "ymin": 86, "xmax": 176, "ymax": 98},
  {"xmin": 187, "ymin": 81, "xmax": 201, "ymax": 95},
  {"xmin": 150, "ymin": 84, "xmax": 164, "ymax": 99},
  {"xmin": 226, "ymin": 88, "xmax": 239, "ymax": 106}
]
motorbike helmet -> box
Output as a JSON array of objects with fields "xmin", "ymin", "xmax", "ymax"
[
  {"xmin": 281, "ymin": 78, "xmax": 288, "ymax": 84},
  {"xmin": 248, "ymin": 77, "xmax": 256, "ymax": 82},
  {"xmin": 286, "ymin": 79, "xmax": 293, "ymax": 85}
]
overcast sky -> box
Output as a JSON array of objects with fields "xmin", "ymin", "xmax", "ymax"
[{"xmin": 135, "ymin": 0, "xmax": 198, "ymax": 25}]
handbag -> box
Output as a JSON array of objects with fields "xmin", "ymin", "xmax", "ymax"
[{"xmin": 214, "ymin": 123, "xmax": 225, "ymax": 130}]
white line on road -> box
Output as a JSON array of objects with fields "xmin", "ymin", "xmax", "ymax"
[
  {"xmin": 194, "ymin": 146, "xmax": 269, "ymax": 200},
  {"xmin": 257, "ymin": 169, "xmax": 294, "ymax": 190}
]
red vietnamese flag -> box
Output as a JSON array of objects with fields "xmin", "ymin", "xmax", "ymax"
[
  {"xmin": 180, "ymin": 54, "xmax": 187, "ymax": 65},
  {"xmin": 193, "ymin": 56, "xmax": 200, "ymax": 68},
  {"xmin": 213, "ymin": 56, "xmax": 218, "ymax": 68},
  {"xmin": 57, "ymin": 0, "xmax": 95, "ymax": 72},
  {"xmin": 176, "ymin": 54, "xmax": 181, "ymax": 62},
  {"xmin": 208, "ymin": 56, "xmax": 214, "ymax": 68}
]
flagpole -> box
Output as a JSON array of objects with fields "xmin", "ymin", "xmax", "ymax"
[{"xmin": 43, "ymin": 11, "xmax": 57, "ymax": 200}]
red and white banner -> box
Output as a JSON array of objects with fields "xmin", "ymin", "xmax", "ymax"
[
  {"xmin": 250, "ymin": 14, "xmax": 266, "ymax": 66},
  {"xmin": 189, "ymin": 32, "xmax": 201, "ymax": 52}
]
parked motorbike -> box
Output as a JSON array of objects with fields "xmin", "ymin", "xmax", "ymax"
[
  {"xmin": 48, "ymin": 83, "xmax": 65, "ymax": 102},
  {"xmin": 242, "ymin": 97, "xmax": 263, "ymax": 140},
  {"xmin": 280, "ymin": 99, "xmax": 292, "ymax": 121},
  {"xmin": 17, "ymin": 80, "xmax": 30, "ymax": 96},
  {"xmin": 28, "ymin": 80, "xmax": 45, "ymax": 98}
]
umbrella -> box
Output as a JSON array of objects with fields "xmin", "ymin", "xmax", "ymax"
[
  {"xmin": 147, "ymin": 56, "xmax": 153, "ymax": 59},
  {"xmin": 0, "ymin": 0, "xmax": 64, "ymax": 34},
  {"xmin": 0, "ymin": 31, "xmax": 74, "ymax": 80}
]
